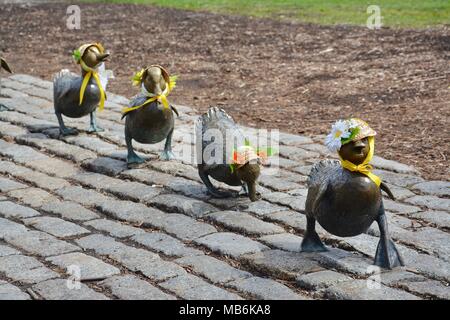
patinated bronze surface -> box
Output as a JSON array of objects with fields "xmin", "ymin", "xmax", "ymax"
[
  {"xmin": 53, "ymin": 45, "xmax": 110, "ymax": 136},
  {"xmin": 0, "ymin": 57, "xmax": 13, "ymax": 111},
  {"xmin": 0, "ymin": 57, "xmax": 12, "ymax": 74},
  {"xmin": 197, "ymin": 107, "xmax": 261, "ymax": 201},
  {"xmin": 302, "ymin": 138, "xmax": 404, "ymax": 269},
  {"xmin": 123, "ymin": 66, "xmax": 178, "ymax": 165}
]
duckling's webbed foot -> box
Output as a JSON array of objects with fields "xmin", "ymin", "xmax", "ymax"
[
  {"xmin": 160, "ymin": 129, "xmax": 175, "ymax": 160},
  {"xmin": 301, "ymin": 216, "xmax": 328, "ymax": 252},
  {"xmin": 88, "ymin": 112, "xmax": 104, "ymax": 133},
  {"xmin": 56, "ymin": 112, "xmax": 78, "ymax": 136},
  {"xmin": 127, "ymin": 152, "xmax": 145, "ymax": 165},
  {"xmin": 160, "ymin": 150, "xmax": 176, "ymax": 161},
  {"xmin": 0, "ymin": 103, "xmax": 10, "ymax": 111},
  {"xmin": 125, "ymin": 128, "xmax": 145, "ymax": 165},
  {"xmin": 374, "ymin": 203, "xmax": 404, "ymax": 269}
]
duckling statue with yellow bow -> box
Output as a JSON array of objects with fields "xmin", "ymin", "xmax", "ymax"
[
  {"xmin": 53, "ymin": 43, "xmax": 112, "ymax": 135},
  {"xmin": 122, "ymin": 65, "xmax": 179, "ymax": 165},
  {"xmin": 302, "ymin": 118, "xmax": 404, "ymax": 269}
]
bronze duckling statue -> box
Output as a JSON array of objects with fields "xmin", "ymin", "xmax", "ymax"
[
  {"xmin": 302, "ymin": 118, "xmax": 404, "ymax": 269},
  {"xmin": 0, "ymin": 57, "xmax": 13, "ymax": 111},
  {"xmin": 53, "ymin": 43, "xmax": 111, "ymax": 135},
  {"xmin": 122, "ymin": 65, "xmax": 179, "ymax": 165},
  {"xmin": 197, "ymin": 107, "xmax": 270, "ymax": 202}
]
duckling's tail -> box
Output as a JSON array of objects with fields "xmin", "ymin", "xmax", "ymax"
[{"xmin": 201, "ymin": 107, "xmax": 233, "ymax": 128}]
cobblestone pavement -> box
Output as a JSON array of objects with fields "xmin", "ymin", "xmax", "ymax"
[{"xmin": 0, "ymin": 74, "xmax": 449, "ymax": 300}]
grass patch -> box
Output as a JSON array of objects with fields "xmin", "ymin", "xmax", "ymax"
[{"xmin": 81, "ymin": 0, "xmax": 450, "ymax": 28}]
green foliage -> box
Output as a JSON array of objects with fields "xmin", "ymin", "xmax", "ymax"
[{"xmin": 72, "ymin": 49, "xmax": 81, "ymax": 62}]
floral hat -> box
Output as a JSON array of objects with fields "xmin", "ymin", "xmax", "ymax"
[
  {"xmin": 229, "ymin": 141, "xmax": 276, "ymax": 173},
  {"xmin": 232, "ymin": 146, "xmax": 260, "ymax": 168},
  {"xmin": 325, "ymin": 118, "xmax": 376, "ymax": 152}
]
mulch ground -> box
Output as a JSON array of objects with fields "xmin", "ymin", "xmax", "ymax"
[{"xmin": 0, "ymin": 3, "xmax": 449, "ymax": 180}]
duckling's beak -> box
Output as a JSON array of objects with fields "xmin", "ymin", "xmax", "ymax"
[
  {"xmin": 96, "ymin": 52, "xmax": 110, "ymax": 63},
  {"xmin": 153, "ymin": 84, "xmax": 163, "ymax": 96},
  {"xmin": 352, "ymin": 139, "xmax": 366, "ymax": 154}
]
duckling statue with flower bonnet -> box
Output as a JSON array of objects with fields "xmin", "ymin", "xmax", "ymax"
[
  {"xmin": 196, "ymin": 107, "xmax": 273, "ymax": 202},
  {"xmin": 0, "ymin": 57, "xmax": 13, "ymax": 111},
  {"xmin": 122, "ymin": 65, "xmax": 179, "ymax": 165},
  {"xmin": 302, "ymin": 118, "xmax": 404, "ymax": 269},
  {"xmin": 53, "ymin": 43, "xmax": 112, "ymax": 135}
]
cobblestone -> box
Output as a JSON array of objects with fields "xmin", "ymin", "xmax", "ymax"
[
  {"xmin": 323, "ymin": 279, "xmax": 420, "ymax": 300},
  {"xmin": 32, "ymin": 279, "xmax": 109, "ymax": 300},
  {"xmin": 160, "ymin": 274, "xmax": 243, "ymax": 300},
  {"xmin": 405, "ymin": 195, "xmax": 450, "ymax": 211},
  {"xmin": 7, "ymin": 187, "xmax": 56, "ymax": 208},
  {"xmin": 148, "ymin": 194, "xmax": 218, "ymax": 218},
  {"xmin": 23, "ymin": 216, "xmax": 90, "ymax": 238},
  {"xmin": 412, "ymin": 181, "xmax": 450, "ymax": 197},
  {"xmin": 40, "ymin": 200, "xmax": 100, "ymax": 221},
  {"xmin": 0, "ymin": 254, "xmax": 60, "ymax": 284},
  {"xmin": 0, "ymin": 218, "xmax": 29, "ymax": 238},
  {"xmin": 258, "ymin": 233, "xmax": 303, "ymax": 252},
  {"xmin": 296, "ymin": 270, "xmax": 352, "ymax": 291},
  {"xmin": 241, "ymin": 250, "xmax": 324, "ymax": 280},
  {"xmin": 75, "ymin": 234, "xmax": 187, "ymax": 282},
  {"xmin": 0, "ymin": 177, "xmax": 27, "ymax": 192},
  {"xmin": 227, "ymin": 277, "xmax": 306, "ymax": 300},
  {"xmin": 4, "ymin": 230, "xmax": 80, "ymax": 257},
  {"xmin": 132, "ymin": 232, "xmax": 203, "ymax": 257},
  {"xmin": 0, "ymin": 161, "xmax": 71, "ymax": 190},
  {"xmin": 0, "ymin": 283, "xmax": 31, "ymax": 300},
  {"xmin": 99, "ymin": 275, "xmax": 176, "ymax": 300},
  {"xmin": 206, "ymin": 211, "xmax": 285, "ymax": 235},
  {"xmin": 84, "ymin": 219, "xmax": 145, "ymax": 238},
  {"xmin": 46, "ymin": 252, "xmax": 120, "ymax": 281},
  {"xmin": 0, "ymin": 201, "xmax": 40, "ymax": 219},
  {"xmin": 194, "ymin": 232, "xmax": 268, "ymax": 258},
  {"xmin": 174, "ymin": 255, "xmax": 252, "ymax": 285}
]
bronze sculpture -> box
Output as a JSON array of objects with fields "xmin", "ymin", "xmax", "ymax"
[
  {"xmin": 0, "ymin": 57, "xmax": 12, "ymax": 111},
  {"xmin": 122, "ymin": 65, "xmax": 178, "ymax": 165},
  {"xmin": 53, "ymin": 43, "xmax": 111, "ymax": 135},
  {"xmin": 197, "ymin": 107, "xmax": 270, "ymax": 202},
  {"xmin": 302, "ymin": 118, "xmax": 404, "ymax": 269},
  {"xmin": 0, "ymin": 57, "xmax": 12, "ymax": 74}
]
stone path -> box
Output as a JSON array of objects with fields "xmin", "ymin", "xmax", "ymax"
[{"xmin": 0, "ymin": 74, "xmax": 449, "ymax": 300}]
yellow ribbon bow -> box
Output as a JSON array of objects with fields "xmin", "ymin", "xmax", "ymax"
[
  {"xmin": 79, "ymin": 60, "xmax": 106, "ymax": 111},
  {"xmin": 121, "ymin": 88, "xmax": 170, "ymax": 115},
  {"xmin": 121, "ymin": 73, "xmax": 177, "ymax": 116},
  {"xmin": 339, "ymin": 136, "xmax": 381, "ymax": 187}
]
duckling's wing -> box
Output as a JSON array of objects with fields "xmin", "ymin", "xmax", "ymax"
[
  {"xmin": 53, "ymin": 69, "xmax": 77, "ymax": 101},
  {"xmin": 0, "ymin": 58, "xmax": 12, "ymax": 73},
  {"xmin": 121, "ymin": 94, "xmax": 148, "ymax": 120},
  {"xmin": 306, "ymin": 159, "xmax": 340, "ymax": 214}
]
